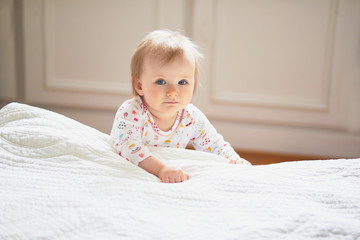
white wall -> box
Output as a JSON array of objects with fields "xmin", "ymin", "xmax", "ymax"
[
  {"xmin": 1, "ymin": 0, "xmax": 359, "ymax": 158},
  {"xmin": 0, "ymin": 0, "xmax": 18, "ymax": 99},
  {"xmin": 191, "ymin": 0, "xmax": 360, "ymax": 158}
]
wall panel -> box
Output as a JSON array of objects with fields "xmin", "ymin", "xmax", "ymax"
[
  {"xmin": 0, "ymin": 0, "xmax": 17, "ymax": 100},
  {"xmin": 14, "ymin": 0, "xmax": 360, "ymax": 157},
  {"xmin": 212, "ymin": 0, "xmax": 335, "ymax": 111},
  {"xmin": 23, "ymin": 0, "xmax": 187, "ymax": 109},
  {"xmin": 192, "ymin": 0, "xmax": 360, "ymax": 157}
]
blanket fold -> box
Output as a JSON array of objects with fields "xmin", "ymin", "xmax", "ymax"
[{"xmin": 0, "ymin": 103, "xmax": 359, "ymax": 240}]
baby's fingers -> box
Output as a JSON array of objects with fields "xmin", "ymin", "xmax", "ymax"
[
  {"xmin": 174, "ymin": 171, "xmax": 189, "ymax": 183},
  {"xmin": 173, "ymin": 170, "xmax": 190, "ymax": 183},
  {"xmin": 161, "ymin": 176, "xmax": 170, "ymax": 183},
  {"xmin": 160, "ymin": 168, "xmax": 189, "ymax": 183},
  {"xmin": 178, "ymin": 172, "xmax": 189, "ymax": 183},
  {"xmin": 237, "ymin": 159, "xmax": 252, "ymax": 165},
  {"xmin": 185, "ymin": 172, "xmax": 190, "ymax": 180},
  {"xmin": 229, "ymin": 159, "xmax": 252, "ymax": 165},
  {"xmin": 184, "ymin": 172, "xmax": 190, "ymax": 181}
]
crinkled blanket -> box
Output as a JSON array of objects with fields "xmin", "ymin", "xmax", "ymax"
[{"xmin": 0, "ymin": 103, "xmax": 359, "ymax": 240}]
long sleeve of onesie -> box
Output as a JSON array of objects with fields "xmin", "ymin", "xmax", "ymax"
[
  {"xmin": 110, "ymin": 99, "xmax": 152, "ymax": 165},
  {"xmin": 111, "ymin": 97, "xmax": 246, "ymax": 165},
  {"xmin": 189, "ymin": 105, "xmax": 245, "ymax": 162}
]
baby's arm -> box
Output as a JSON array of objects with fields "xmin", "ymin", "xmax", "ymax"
[
  {"xmin": 189, "ymin": 105, "xmax": 251, "ymax": 165},
  {"xmin": 139, "ymin": 156, "xmax": 189, "ymax": 183},
  {"xmin": 111, "ymin": 100, "xmax": 189, "ymax": 182},
  {"xmin": 229, "ymin": 158, "xmax": 252, "ymax": 165}
]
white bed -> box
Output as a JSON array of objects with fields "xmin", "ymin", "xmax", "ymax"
[{"xmin": 0, "ymin": 102, "xmax": 359, "ymax": 240}]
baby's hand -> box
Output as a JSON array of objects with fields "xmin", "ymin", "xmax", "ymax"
[
  {"xmin": 229, "ymin": 159, "xmax": 252, "ymax": 165},
  {"xmin": 158, "ymin": 166, "xmax": 189, "ymax": 183}
]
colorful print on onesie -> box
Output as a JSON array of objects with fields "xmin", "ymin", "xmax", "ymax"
[{"xmin": 110, "ymin": 96, "xmax": 242, "ymax": 165}]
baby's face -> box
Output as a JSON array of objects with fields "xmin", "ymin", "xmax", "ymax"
[{"xmin": 136, "ymin": 54, "xmax": 195, "ymax": 120}]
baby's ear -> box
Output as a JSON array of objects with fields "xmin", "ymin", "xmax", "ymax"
[{"xmin": 134, "ymin": 78, "xmax": 143, "ymax": 96}]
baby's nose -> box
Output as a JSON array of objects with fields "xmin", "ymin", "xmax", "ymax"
[{"xmin": 166, "ymin": 88, "xmax": 178, "ymax": 97}]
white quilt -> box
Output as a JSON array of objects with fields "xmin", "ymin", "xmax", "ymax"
[{"xmin": 0, "ymin": 103, "xmax": 359, "ymax": 240}]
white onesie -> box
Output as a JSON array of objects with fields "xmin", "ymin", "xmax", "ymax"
[{"xmin": 110, "ymin": 96, "xmax": 243, "ymax": 165}]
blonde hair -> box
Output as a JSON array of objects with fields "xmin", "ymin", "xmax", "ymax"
[{"xmin": 130, "ymin": 29, "xmax": 202, "ymax": 96}]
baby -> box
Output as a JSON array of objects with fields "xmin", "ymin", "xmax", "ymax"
[{"xmin": 111, "ymin": 30, "xmax": 251, "ymax": 183}]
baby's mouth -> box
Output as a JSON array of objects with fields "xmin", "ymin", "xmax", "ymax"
[{"xmin": 164, "ymin": 100, "xmax": 179, "ymax": 104}]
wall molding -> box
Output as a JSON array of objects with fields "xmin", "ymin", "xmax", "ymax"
[
  {"xmin": 210, "ymin": 0, "xmax": 338, "ymax": 111},
  {"xmin": 213, "ymin": 92, "xmax": 329, "ymax": 111},
  {"xmin": 42, "ymin": 0, "xmax": 187, "ymax": 96},
  {"xmin": 45, "ymin": 78, "xmax": 131, "ymax": 95},
  {"xmin": 43, "ymin": 0, "xmax": 134, "ymax": 95}
]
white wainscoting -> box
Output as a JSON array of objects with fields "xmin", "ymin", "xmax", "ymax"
[
  {"xmin": 0, "ymin": 0, "xmax": 17, "ymax": 99},
  {"xmin": 4, "ymin": 0, "xmax": 359, "ymax": 158},
  {"xmin": 213, "ymin": 0, "xmax": 336, "ymax": 112},
  {"xmin": 23, "ymin": 0, "xmax": 188, "ymax": 109},
  {"xmin": 191, "ymin": 0, "xmax": 360, "ymax": 157}
]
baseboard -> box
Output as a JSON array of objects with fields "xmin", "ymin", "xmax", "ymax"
[{"xmin": 236, "ymin": 149, "xmax": 331, "ymax": 165}]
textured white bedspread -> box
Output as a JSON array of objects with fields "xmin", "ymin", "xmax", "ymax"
[{"xmin": 0, "ymin": 103, "xmax": 360, "ymax": 240}]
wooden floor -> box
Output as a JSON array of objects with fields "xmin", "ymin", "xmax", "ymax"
[
  {"xmin": 186, "ymin": 144, "xmax": 332, "ymax": 165},
  {"xmin": 237, "ymin": 149, "xmax": 331, "ymax": 165}
]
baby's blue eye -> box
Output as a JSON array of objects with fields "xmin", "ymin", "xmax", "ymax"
[
  {"xmin": 178, "ymin": 80, "xmax": 188, "ymax": 85},
  {"xmin": 155, "ymin": 79, "xmax": 166, "ymax": 85}
]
